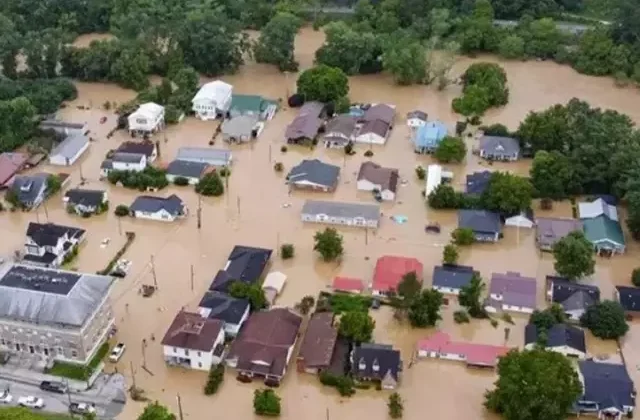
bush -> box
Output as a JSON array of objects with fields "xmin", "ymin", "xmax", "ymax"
[
  {"xmin": 219, "ymin": 167, "xmax": 230, "ymax": 177},
  {"xmin": 502, "ymin": 313, "xmax": 514, "ymax": 325},
  {"xmin": 364, "ymin": 150, "xmax": 374, "ymax": 157},
  {"xmin": 114, "ymin": 204, "xmax": 130, "ymax": 217},
  {"xmin": 46, "ymin": 342, "xmax": 109, "ymax": 380},
  {"xmin": 388, "ymin": 392, "xmax": 404, "ymax": 419},
  {"xmin": 281, "ymin": 243, "xmax": 294, "ymax": 259},
  {"xmin": 173, "ymin": 176, "xmax": 189, "ymax": 186},
  {"xmin": 196, "ymin": 172, "xmax": 224, "ymax": 196},
  {"xmin": 254, "ymin": 389, "xmax": 281, "ymax": 417},
  {"xmin": 452, "ymin": 228, "xmax": 475, "ymax": 245},
  {"xmin": 274, "ymin": 162, "xmax": 284, "ymax": 172},
  {"xmin": 280, "ymin": 145, "xmax": 288, "ymax": 153},
  {"xmin": 632, "ymin": 268, "xmax": 640, "ymax": 287},
  {"xmin": 204, "ymin": 364, "xmax": 224, "ymax": 395},
  {"xmin": 107, "ymin": 166, "xmax": 169, "ymax": 191},
  {"xmin": 490, "ymin": 319, "xmax": 498, "ymax": 328},
  {"xmin": 443, "ymin": 244, "xmax": 459, "ymax": 264},
  {"xmin": 415, "ymin": 166, "xmax": 426, "ymax": 180},
  {"xmin": 319, "ymin": 372, "xmax": 356, "ymax": 397},
  {"xmin": 454, "ymin": 310, "xmax": 470, "ymax": 324}
]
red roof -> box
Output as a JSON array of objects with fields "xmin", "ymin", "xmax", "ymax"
[
  {"xmin": 333, "ymin": 277, "xmax": 364, "ymax": 293},
  {"xmin": 417, "ymin": 332, "xmax": 510, "ymax": 367},
  {"xmin": 372, "ymin": 255, "xmax": 423, "ymax": 293},
  {"xmin": 0, "ymin": 153, "xmax": 27, "ymax": 186},
  {"xmin": 161, "ymin": 311, "xmax": 224, "ymax": 352}
]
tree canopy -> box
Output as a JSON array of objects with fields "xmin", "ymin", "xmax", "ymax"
[
  {"xmin": 552, "ymin": 231, "xmax": 595, "ymax": 280},
  {"xmin": 580, "ymin": 300, "xmax": 629, "ymax": 339},
  {"xmin": 313, "ymin": 228, "xmax": 344, "ymax": 262},
  {"xmin": 434, "ymin": 136, "xmax": 466, "ymax": 163},
  {"xmin": 453, "ymin": 62, "xmax": 509, "ymax": 116},
  {"xmin": 138, "ymin": 402, "xmax": 176, "ymax": 420},
  {"xmin": 254, "ymin": 12, "xmax": 301, "ymax": 72},
  {"xmin": 408, "ymin": 289, "xmax": 444, "ymax": 328},
  {"xmin": 338, "ymin": 311, "xmax": 375, "ymax": 342},
  {"xmin": 297, "ymin": 65, "xmax": 349, "ymax": 103},
  {"xmin": 482, "ymin": 172, "xmax": 533, "ymax": 215}
]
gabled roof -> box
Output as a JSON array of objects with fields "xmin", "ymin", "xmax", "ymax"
[
  {"xmin": 209, "ymin": 246, "xmax": 273, "ymax": 292},
  {"xmin": 417, "ymin": 331, "xmax": 509, "ymax": 367},
  {"xmin": 301, "ymin": 200, "xmax": 380, "ymax": 222},
  {"xmin": 333, "ymin": 277, "xmax": 364, "ymax": 293},
  {"xmin": 117, "ymin": 141, "xmax": 156, "ymax": 158},
  {"xmin": 406, "ymin": 110, "xmax": 427, "ymax": 121},
  {"xmin": 479, "ymin": 136, "xmax": 520, "ymax": 156},
  {"xmin": 129, "ymin": 102, "xmax": 164, "ymax": 120},
  {"xmin": 358, "ymin": 119, "xmax": 389, "ymax": 137},
  {"xmin": 192, "ymin": 81, "xmax": 232, "ymax": 105},
  {"xmin": 549, "ymin": 276, "xmax": 600, "ymax": 307},
  {"xmin": 373, "ymin": 255, "xmax": 423, "ymax": 293},
  {"xmin": 198, "ymin": 291, "xmax": 250, "ymax": 325},
  {"xmin": 616, "ymin": 286, "xmax": 640, "ymax": 312},
  {"xmin": 0, "ymin": 153, "xmax": 27, "ymax": 186},
  {"xmin": 325, "ymin": 115, "xmax": 357, "ymax": 137},
  {"xmin": 287, "ymin": 159, "xmax": 340, "ymax": 188},
  {"xmin": 579, "ymin": 361, "xmax": 634, "ymax": 410},
  {"xmin": 488, "ymin": 272, "xmax": 536, "ymax": 309},
  {"xmin": 11, "ymin": 173, "xmax": 48, "ymax": 206},
  {"xmin": 578, "ymin": 198, "xmax": 618, "ymax": 221},
  {"xmin": 111, "ymin": 152, "xmax": 145, "ymax": 164},
  {"xmin": 465, "ymin": 171, "xmax": 492, "ymax": 195},
  {"xmin": 298, "ymin": 312, "xmax": 338, "ymax": 369},
  {"xmin": 285, "ymin": 102, "xmax": 324, "ymax": 140},
  {"xmin": 64, "ymin": 189, "xmax": 106, "ymax": 208},
  {"xmin": 413, "ymin": 121, "xmax": 448, "ymax": 148},
  {"xmin": 176, "ymin": 147, "xmax": 232, "ymax": 165},
  {"xmin": 161, "ymin": 311, "xmax": 223, "ymax": 352},
  {"xmin": 222, "ymin": 115, "xmax": 259, "ymax": 137},
  {"xmin": 432, "ymin": 264, "xmax": 476, "ymax": 290},
  {"xmin": 50, "ymin": 132, "xmax": 88, "ymax": 161},
  {"xmin": 129, "ymin": 194, "xmax": 185, "ymax": 216},
  {"xmin": 582, "ymin": 215, "xmax": 625, "ymax": 248},
  {"xmin": 536, "ymin": 218, "xmax": 583, "ymax": 249},
  {"xmin": 26, "ymin": 222, "xmax": 85, "ymax": 247},
  {"xmin": 357, "ymin": 162, "xmax": 399, "ymax": 193},
  {"xmin": 524, "ymin": 324, "xmax": 586, "ymax": 353},
  {"xmin": 458, "ymin": 210, "xmax": 501, "ymax": 234},
  {"xmin": 230, "ymin": 94, "xmax": 268, "ymax": 113},
  {"xmin": 166, "ymin": 160, "xmax": 208, "ymax": 179},
  {"xmin": 363, "ymin": 104, "xmax": 395, "ymax": 124},
  {"xmin": 352, "ymin": 343, "xmax": 402, "ymax": 381}
]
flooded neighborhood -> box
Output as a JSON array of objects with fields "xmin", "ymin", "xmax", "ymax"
[{"xmin": 2, "ymin": 26, "xmax": 640, "ymax": 420}]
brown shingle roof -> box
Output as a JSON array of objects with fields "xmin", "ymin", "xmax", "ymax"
[
  {"xmin": 285, "ymin": 115, "xmax": 323, "ymax": 140},
  {"xmin": 357, "ymin": 161, "xmax": 399, "ymax": 193},
  {"xmin": 359, "ymin": 119, "xmax": 390, "ymax": 138},
  {"xmin": 0, "ymin": 153, "xmax": 27, "ymax": 186},
  {"xmin": 228, "ymin": 308, "xmax": 302, "ymax": 378},
  {"xmin": 161, "ymin": 311, "xmax": 224, "ymax": 352},
  {"xmin": 297, "ymin": 312, "xmax": 338, "ymax": 369},
  {"xmin": 364, "ymin": 104, "xmax": 395, "ymax": 124},
  {"xmin": 325, "ymin": 115, "xmax": 356, "ymax": 137}
]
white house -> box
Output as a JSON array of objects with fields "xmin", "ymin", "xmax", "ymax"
[
  {"xmin": 505, "ymin": 210, "xmax": 535, "ymax": 229},
  {"xmin": 100, "ymin": 152, "xmax": 147, "ymax": 178},
  {"xmin": 354, "ymin": 120, "xmax": 390, "ymax": 145},
  {"xmin": 49, "ymin": 133, "xmax": 90, "ymax": 166},
  {"xmin": 192, "ymin": 81, "xmax": 233, "ymax": 120},
  {"xmin": 128, "ymin": 102, "xmax": 165, "ymax": 135},
  {"xmin": 301, "ymin": 200, "xmax": 381, "ymax": 229},
  {"xmin": 406, "ymin": 110, "xmax": 428, "ymax": 128},
  {"xmin": 166, "ymin": 160, "xmax": 208, "ymax": 185},
  {"xmin": 63, "ymin": 189, "xmax": 108, "ymax": 215},
  {"xmin": 129, "ymin": 194, "xmax": 186, "ymax": 222},
  {"xmin": 23, "ymin": 222, "xmax": 86, "ymax": 268},
  {"xmin": 161, "ymin": 311, "xmax": 225, "ymax": 371},
  {"xmin": 356, "ymin": 161, "xmax": 399, "ymax": 201}
]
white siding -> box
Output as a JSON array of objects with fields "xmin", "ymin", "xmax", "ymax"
[
  {"xmin": 432, "ymin": 285, "xmax": 461, "ymax": 295},
  {"xmin": 407, "ymin": 118, "xmax": 426, "ymax": 128},
  {"xmin": 49, "ymin": 141, "xmax": 90, "ymax": 166},
  {"xmin": 354, "ymin": 133, "xmax": 386, "ymax": 145},
  {"xmin": 357, "ymin": 179, "xmax": 396, "ymax": 201},
  {"xmin": 133, "ymin": 209, "xmax": 177, "ymax": 222}
]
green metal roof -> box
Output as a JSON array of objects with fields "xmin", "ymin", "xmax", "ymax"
[
  {"xmin": 582, "ymin": 215, "xmax": 625, "ymax": 249},
  {"xmin": 230, "ymin": 94, "xmax": 267, "ymax": 113}
]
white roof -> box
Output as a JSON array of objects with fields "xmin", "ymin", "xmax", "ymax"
[
  {"xmin": 192, "ymin": 81, "xmax": 233, "ymax": 104},
  {"xmin": 131, "ymin": 102, "xmax": 164, "ymax": 119},
  {"xmin": 262, "ymin": 271, "xmax": 287, "ymax": 294},
  {"xmin": 50, "ymin": 132, "xmax": 89, "ymax": 160},
  {"xmin": 425, "ymin": 165, "xmax": 443, "ymax": 196},
  {"xmin": 578, "ymin": 198, "xmax": 618, "ymax": 221}
]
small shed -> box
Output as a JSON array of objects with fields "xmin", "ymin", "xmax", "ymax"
[
  {"xmin": 505, "ymin": 209, "xmax": 535, "ymax": 229},
  {"xmin": 262, "ymin": 271, "xmax": 287, "ymax": 306}
]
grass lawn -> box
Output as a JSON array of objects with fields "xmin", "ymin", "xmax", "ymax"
[
  {"xmin": 0, "ymin": 407, "xmax": 73, "ymax": 419},
  {"xmin": 328, "ymin": 293, "xmax": 372, "ymax": 314},
  {"xmin": 46, "ymin": 342, "xmax": 110, "ymax": 381}
]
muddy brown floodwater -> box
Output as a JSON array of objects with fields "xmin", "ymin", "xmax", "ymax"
[{"xmin": 1, "ymin": 27, "xmax": 640, "ymax": 420}]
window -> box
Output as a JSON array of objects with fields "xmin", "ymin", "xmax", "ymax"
[
  {"xmin": 57, "ymin": 347, "xmax": 64, "ymax": 355},
  {"xmin": 185, "ymin": 349, "xmax": 190, "ymax": 356},
  {"xmin": 198, "ymin": 362, "xmax": 202, "ymax": 368},
  {"xmin": 197, "ymin": 351, "xmax": 202, "ymax": 357},
  {"xmin": 173, "ymin": 347, "xmax": 178, "ymax": 353},
  {"xmin": 71, "ymin": 350, "xmax": 78, "ymax": 358}
]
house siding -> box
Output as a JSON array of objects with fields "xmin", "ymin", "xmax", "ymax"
[
  {"xmin": 301, "ymin": 213, "xmax": 378, "ymax": 229},
  {"xmin": 356, "ymin": 179, "xmax": 395, "ymax": 201},
  {"xmin": 132, "ymin": 209, "xmax": 178, "ymax": 222},
  {"xmin": 432, "ymin": 285, "xmax": 461, "ymax": 295},
  {"xmin": 166, "ymin": 174, "xmax": 200, "ymax": 185},
  {"xmin": 355, "ymin": 132, "xmax": 387, "ymax": 145},
  {"xmin": 162, "ymin": 329, "xmax": 224, "ymax": 371},
  {"xmin": 49, "ymin": 141, "xmax": 90, "ymax": 166}
]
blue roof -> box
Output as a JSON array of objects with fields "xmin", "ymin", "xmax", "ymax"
[
  {"xmin": 413, "ymin": 121, "xmax": 448, "ymax": 148},
  {"xmin": 458, "ymin": 210, "xmax": 502, "ymax": 234},
  {"xmin": 579, "ymin": 361, "xmax": 634, "ymax": 410},
  {"xmin": 432, "ymin": 264, "xmax": 476, "ymax": 290}
]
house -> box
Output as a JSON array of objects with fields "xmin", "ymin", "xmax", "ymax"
[
  {"xmin": 161, "ymin": 311, "xmax": 225, "ymax": 371},
  {"xmin": 301, "ymin": 200, "xmax": 380, "ymax": 229},
  {"xmin": 10, "ymin": 174, "xmax": 49, "ymax": 210},
  {"xmin": 229, "ymin": 94, "xmax": 277, "ymax": 120},
  {"xmin": 536, "ymin": 218, "xmax": 583, "ymax": 251},
  {"xmin": 0, "ymin": 263, "xmax": 114, "ymax": 365},
  {"xmin": 39, "ymin": 120, "xmax": 88, "ymax": 136},
  {"xmin": 100, "ymin": 152, "xmax": 147, "ymax": 178},
  {"xmin": 48, "ymin": 132, "xmax": 89, "ymax": 166},
  {"xmin": 23, "ymin": 222, "xmax": 86, "ymax": 268},
  {"xmin": 354, "ymin": 104, "xmax": 395, "ymax": 145},
  {"xmin": 332, "ymin": 277, "xmax": 364, "ymax": 294},
  {"xmin": 505, "ymin": 209, "xmax": 535, "ymax": 229},
  {"xmin": 129, "ymin": 194, "xmax": 187, "ymax": 222},
  {"xmin": 431, "ymin": 264, "xmax": 477, "ymax": 295},
  {"xmin": 192, "ymin": 80, "xmax": 233, "ymax": 120},
  {"xmin": 356, "ymin": 161, "xmax": 399, "ymax": 201},
  {"xmin": 578, "ymin": 198, "xmax": 618, "ymax": 221},
  {"xmin": 221, "ymin": 115, "xmax": 260, "ymax": 143},
  {"xmin": 323, "ymin": 115, "xmax": 356, "ymax": 148},
  {"xmin": 63, "ymin": 189, "xmax": 108, "ymax": 215},
  {"xmin": 416, "ymin": 331, "xmax": 510, "ymax": 368},
  {"xmin": 166, "ymin": 160, "xmax": 209, "ymax": 185},
  {"xmin": 262, "ymin": 271, "xmax": 286, "ymax": 307},
  {"xmin": 285, "ymin": 102, "xmax": 324, "ymax": 144},
  {"xmin": 198, "ymin": 291, "xmax": 250, "ymax": 337},
  {"xmin": 127, "ymin": 102, "xmax": 165, "ymax": 135},
  {"xmin": 582, "ymin": 215, "xmax": 626, "ymax": 255},
  {"xmin": 226, "ymin": 308, "xmax": 302, "ymax": 385},
  {"xmin": 0, "ymin": 153, "xmax": 27, "ymax": 188},
  {"xmin": 465, "ymin": 171, "xmax": 492, "ymax": 196},
  {"xmin": 372, "ymin": 255, "xmax": 423, "ymax": 297},
  {"xmin": 209, "ymin": 246, "xmax": 273, "ymax": 293},
  {"xmin": 547, "ymin": 276, "xmax": 600, "ymax": 321},
  {"xmin": 286, "ymin": 159, "xmax": 340, "ymax": 192},
  {"xmin": 297, "ymin": 312, "xmax": 338, "ymax": 374},
  {"xmin": 458, "ymin": 210, "xmax": 502, "ymax": 242},
  {"xmin": 524, "ymin": 324, "xmax": 586, "ymax": 359},
  {"xmin": 351, "ymin": 343, "xmax": 402, "ymax": 389},
  {"xmin": 116, "ymin": 141, "xmax": 158, "ymax": 162},
  {"xmin": 413, "ymin": 121, "xmax": 447, "ymax": 153},
  {"xmin": 615, "ymin": 286, "xmax": 640, "ymax": 318},
  {"xmin": 175, "ymin": 147, "xmax": 232, "ymax": 168},
  {"xmin": 576, "ymin": 361, "xmax": 635, "ymax": 420},
  {"xmin": 485, "ymin": 271, "xmax": 537, "ymax": 314},
  {"xmin": 406, "ymin": 110, "xmax": 428, "ymax": 128},
  {"xmin": 478, "ymin": 136, "xmax": 520, "ymax": 161}
]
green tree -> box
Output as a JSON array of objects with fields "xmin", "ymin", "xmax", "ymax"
[
  {"xmin": 530, "ymin": 150, "xmax": 575, "ymax": 199},
  {"xmin": 458, "ymin": 273, "xmax": 486, "ymax": 318},
  {"xmin": 632, "ymin": 268, "xmax": 640, "ymax": 287},
  {"xmin": 529, "ymin": 304, "xmax": 566, "ymax": 332},
  {"xmin": 172, "ymin": 66, "xmax": 199, "ymax": 95},
  {"xmin": 388, "ymin": 392, "xmax": 404, "ymax": 418},
  {"xmin": 297, "ymin": 65, "xmax": 349, "ymax": 103},
  {"xmin": 452, "ymin": 84, "xmax": 490, "ymax": 117},
  {"xmin": 460, "ymin": 62, "xmax": 509, "ymax": 108},
  {"xmin": 482, "ymin": 172, "xmax": 533, "ymax": 215},
  {"xmin": 485, "ymin": 349, "xmax": 582, "ymax": 420},
  {"xmin": 408, "ymin": 289, "xmax": 444, "ymax": 328},
  {"xmin": 573, "ymin": 26, "xmax": 618, "ymax": 76},
  {"xmin": 45, "ymin": 175, "xmax": 62, "ymax": 197},
  {"xmin": 114, "ymin": 205, "xmax": 130, "ymax": 217},
  {"xmin": 281, "ymin": 243, "xmax": 294, "ymax": 259},
  {"xmin": 397, "ymin": 271, "xmax": 422, "ymax": 300},
  {"xmin": 110, "ymin": 43, "xmax": 151, "ymax": 91},
  {"xmin": 313, "ymin": 228, "xmax": 344, "ymax": 261},
  {"xmin": 229, "ymin": 282, "xmax": 267, "ymax": 310},
  {"xmin": 338, "ymin": 311, "xmax": 375, "ymax": 342},
  {"xmin": 253, "ymin": 389, "xmax": 281, "ymax": 417},
  {"xmin": 451, "ymin": 228, "xmax": 475, "ymax": 246},
  {"xmin": 138, "ymin": 402, "xmax": 176, "ymax": 420},
  {"xmin": 382, "ymin": 36, "xmax": 427, "ymax": 85},
  {"xmin": 195, "ymin": 172, "xmax": 224, "ymax": 197},
  {"xmin": 498, "ymin": 35, "xmax": 525, "ymax": 59},
  {"xmin": 204, "ymin": 364, "xmax": 224, "ymax": 395},
  {"xmin": 428, "ymin": 184, "xmax": 464, "ymax": 209},
  {"xmin": 254, "ymin": 12, "xmax": 301, "ymax": 71},
  {"xmin": 552, "ymin": 231, "xmax": 595, "ymax": 280},
  {"xmin": 315, "ymin": 22, "xmax": 381, "ymax": 75},
  {"xmin": 580, "ymin": 300, "xmax": 629, "ymax": 339},
  {"xmin": 456, "ymin": 0, "xmax": 499, "ymax": 54},
  {"xmin": 443, "ymin": 244, "xmax": 459, "ymax": 264},
  {"xmin": 521, "ymin": 18, "xmax": 562, "ymax": 59},
  {"xmin": 295, "ymin": 295, "xmax": 315, "ymax": 315},
  {"xmin": 434, "ymin": 136, "xmax": 466, "ymax": 163}
]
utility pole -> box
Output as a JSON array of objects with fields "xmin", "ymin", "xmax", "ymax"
[
  {"xmin": 141, "ymin": 339, "xmax": 147, "ymax": 369},
  {"xmin": 190, "ymin": 264, "xmax": 194, "ymax": 291},
  {"xmin": 176, "ymin": 394, "xmax": 185, "ymax": 420},
  {"xmin": 197, "ymin": 195, "xmax": 202, "ymax": 229},
  {"xmin": 79, "ymin": 163, "xmax": 85, "ymax": 184},
  {"xmin": 117, "ymin": 216, "xmax": 122, "ymax": 236},
  {"xmin": 236, "ymin": 196, "xmax": 241, "ymax": 218},
  {"xmin": 365, "ymin": 228, "xmax": 369, "ymax": 246},
  {"xmin": 42, "ymin": 201, "xmax": 49, "ymax": 222},
  {"xmin": 129, "ymin": 361, "xmax": 136, "ymax": 389},
  {"xmin": 150, "ymin": 255, "xmax": 158, "ymax": 289},
  {"xmin": 268, "ymin": 144, "xmax": 272, "ymax": 163}
]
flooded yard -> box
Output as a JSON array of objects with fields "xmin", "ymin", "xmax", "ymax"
[{"xmin": 1, "ymin": 27, "xmax": 640, "ymax": 419}]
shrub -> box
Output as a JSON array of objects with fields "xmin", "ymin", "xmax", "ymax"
[
  {"xmin": 632, "ymin": 268, "xmax": 640, "ymax": 287},
  {"xmin": 490, "ymin": 319, "xmax": 498, "ymax": 328},
  {"xmin": 196, "ymin": 172, "xmax": 224, "ymax": 197},
  {"xmin": 502, "ymin": 313, "xmax": 514, "ymax": 325},
  {"xmin": 219, "ymin": 167, "xmax": 230, "ymax": 177},
  {"xmin": 344, "ymin": 143, "xmax": 353, "ymax": 155},
  {"xmin": 280, "ymin": 145, "xmax": 288, "ymax": 153},
  {"xmin": 114, "ymin": 204, "xmax": 130, "ymax": 217},
  {"xmin": 204, "ymin": 364, "xmax": 225, "ymax": 395},
  {"xmin": 415, "ymin": 166, "xmax": 426, "ymax": 180},
  {"xmin": 274, "ymin": 162, "xmax": 284, "ymax": 172},
  {"xmin": 281, "ymin": 243, "xmax": 294, "ymax": 259},
  {"xmin": 364, "ymin": 150, "xmax": 374, "ymax": 157},
  {"xmin": 452, "ymin": 228, "xmax": 475, "ymax": 245},
  {"xmin": 319, "ymin": 371, "xmax": 356, "ymax": 397},
  {"xmin": 254, "ymin": 389, "xmax": 281, "ymax": 416},
  {"xmin": 454, "ymin": 310, "xmax": 470, "ymax": 324},
  {"xmin": 388, "ymin": 392, "xmax": 404, "ymax": 419},
  {"xmin": 107, "ymin": 166, "xmax": 169, "ymax": 191},
  {"xmin": 173, "ymin": 176, "xmax": 189, "ymax": 186}
]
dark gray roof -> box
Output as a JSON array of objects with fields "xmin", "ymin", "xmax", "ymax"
[
  {"xmin": 560, "ymin": 288, "xmax": 598, "ymax": 312},
  {"xmin": 130, "ymin": 194, "xmax": 185, "ymax": 216},
  {"xmin": 116, "ymin": 141, "xmax": 156, "ymax": 157},
  {"xmin": 50, "ymin": 132, "xmax": 89, "ymax": 160},
  {"xmin": 465, "ymin": 171, "xmax": 492, "ymax": 195},
  {"xmin": 210, "ymin": 246, "xmax": 272, "ymax": 292},
  {"xmin": 524, "ymin": 324, "xmax": 586, "ymax": 352},
  {"xmin": 112, "ymin": 152, "xmax": 145, "ymax": 164},
  {"xmin": 352, "ymin": 343, "xmax": 402, "ymax": 382},
  {"xmin": 166, "ymin": 160, "xmax": 208, "ymax": 179},
  {"xmin": 64, "ymin": 189, "xmax": 106, "ymax": 208},
  {"xmin": 26, "ymin": 222, "xmax": 85, "ymax": 247},
  {"xmin": 199, "ymin": 291, "xmax": 250, "ymax": 324},
  {"xmin": 479, "ymin": 136, "xmax": 520, "ymax": 156},
  {"xmin": 407, "ymin": 110, "xmax": 427, "ymax": 121},
  {"xmin": 11, "ymin": 173, "xmax": 48, "ymax": 207},
  {"xmin": 325, "ymin": 115, "xmax": 356, "ymax": 137},
  {"xmin": 616, "ymin": 286, "xmax": 640, "ymax": 312},
  {"xmin": 579, "ymin": 361, "xmax": 634, "ymax": 410},
  {"xmin": 287, "ymin": 159, "xmax": 340, "ymax": 188},
  {"xmin": 458, "ymin": 210, "xmax": 501, "ymax": 234},
  {"xmin": 432, "ymin": 264, "xmax": 476, "ymax": 290},
  {"xmin": 100, "ymin": 159, "xmax": 113, "ymax": 170}
]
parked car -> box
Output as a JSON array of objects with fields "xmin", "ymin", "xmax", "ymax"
[
  {"xmin": 40, "ymin": 380, "xmax": 67, "ymax": 394},
  {"xmin": 0, "ymin": 391, "xmax": 12, "ymax": 404},
  {"xmin": 18, "ymin": 396, "xmax": 45, "ymax": 408},
  {"xmin": 109, "ymin": 343, "xmax": 126, "ymax": 362},
  {"xmin": 69, "ymin": 402, "xmax": 96, "ymax": 415}
]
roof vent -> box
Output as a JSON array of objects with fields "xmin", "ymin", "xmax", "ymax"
[{"xmin": 20, "ymin": 181, "xmax": 33, "ymax": 192}]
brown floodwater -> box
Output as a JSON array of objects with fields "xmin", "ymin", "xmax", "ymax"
[{"xmin": 1, "ymin": 28, "xmax": 639, "ymax": 419}]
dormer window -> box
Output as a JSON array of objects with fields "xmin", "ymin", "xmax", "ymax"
[
  {"xmin": 358, "ymin": 357, "xmax": 366, "ymax": 370},
  {"xmin": 20, "ymin": 181, "xmax": 33, "ymax": 192},
  {"xmin": 372, "ymin": 359, "xmax": 380, "ymax": 372}
]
